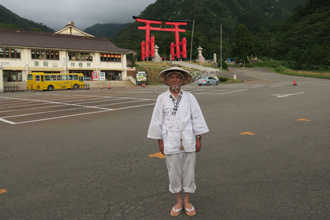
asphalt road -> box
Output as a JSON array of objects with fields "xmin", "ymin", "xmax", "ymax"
[{"xmin": 1, "ymin": 68, "xmax": 329, "ymax": 220}]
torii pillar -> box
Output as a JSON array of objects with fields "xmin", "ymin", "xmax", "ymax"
[{"xmin": 134, "ymin": 16, "xmax": 188, "ymax": 61}]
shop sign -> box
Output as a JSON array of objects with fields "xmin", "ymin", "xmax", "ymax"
[
  {"xmin": 33, "ymin": 61, "xmax": 59, "ymax": 68},
  {"xmin": 91, "ymin": 71, "xmax": 98, "ymax": 81},
  {"xmin": 69, "ymin": 62, "xmax": 92, "ymax": 68},
  {"xmin": 100, "ymin": 72, "xmax": 105, "ymax": 81},
  {"xmin": 136, "ymin": 71, "xmax": 147, "ymax": 82},
  {"xmin": 127, "ymin": 67, "xmax": 136, "ymax": 71}
]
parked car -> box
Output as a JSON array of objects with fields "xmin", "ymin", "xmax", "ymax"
[{"xmin": 196, "ymin": 76, "xmax": 219, "ymax": 86}]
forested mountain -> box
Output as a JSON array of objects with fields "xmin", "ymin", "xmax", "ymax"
[
  {"xmin": 257, "ymin": 0, "xmax": 330, "ymax": 70},
  {"xmin": 84, "ymin": 23, "xmax": 131, "ymax": 38},
  {"xmin": 2, "ymin": 0, "xmax": 326, "ymax": 71},
  {"xmin": 113, "ymin": 0, "xmax": 306, "ymax": 61},
  {"xmin": 139, "ymin": 0, "xmax": 305, "ymax": 34},
  {"xmin": 0, "ymin": 4, "xmax": 54, "ymax": 32}
]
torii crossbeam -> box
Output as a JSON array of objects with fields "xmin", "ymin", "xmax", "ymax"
[{"xmin": 133, "ymin": 16, "xmax": 188, "ymax": 61}]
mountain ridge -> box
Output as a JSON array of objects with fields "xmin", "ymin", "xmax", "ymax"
[
  {"xmin": 113, "ymin": 0, "xmax": 306, "ymax": 59},
  {"xmin": 84, "ymin": 23, "xmax": 131, "ymax": 38},
  {"xmin": 257, "ymin": 0, "xmax": 330, "ymax": 70},
  {"xmin": 0, "ymin": 4, "xmax": 54, "ymax": 32}
]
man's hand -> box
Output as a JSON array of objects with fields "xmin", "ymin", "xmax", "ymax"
[
  {"xmin": 196, "ymin": 137, "xmax": 202, "ymax": 152},
  {"xmin": 158, "ymin": 139, "xmax": 164, "ymax": 155}
]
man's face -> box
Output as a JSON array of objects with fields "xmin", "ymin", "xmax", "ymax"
[{"xmin": 167, "ymin": 73, "xmax": 183, "ymax": 89}]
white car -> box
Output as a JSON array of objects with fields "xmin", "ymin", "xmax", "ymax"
[{"xmin": 196, "ymin": 76, "xmax": 219, "ymax": 86}]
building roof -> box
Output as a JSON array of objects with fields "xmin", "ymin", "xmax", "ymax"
[
  {"xmin": 55, "ymin": 22, "xmax": 95, "ymax": 37},
  {"xmin": 0, "ymin": 29, "xmax": 133, "ymax": 54}
]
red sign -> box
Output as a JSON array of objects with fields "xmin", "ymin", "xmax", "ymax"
[{"xmin": 91, "ymin": 72, "xmax": 98, "ymax": 81}]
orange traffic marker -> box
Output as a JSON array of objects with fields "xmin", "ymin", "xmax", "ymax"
[
  {"xmin": 108, "ymin": 85, "xmax": 111, "ymax": 90},
  {"xmin": 293, "ymin": 80, "xmax": 297, "ymax": 86},
  {"xmin": 240, "ymin": 131, "xmax": 256, "ymax": 136},
  {"xmin": 148, "ymin": 152, "xmax": 166, "ymax": 159},
  {"xmin": 297, "ymin": 118, "xmax": 311, "ymax": 121},
  {"xmin": 100, "ymin": 85, "xmax": 103, "ymax": 89}
]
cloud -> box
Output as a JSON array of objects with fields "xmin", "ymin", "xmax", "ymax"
[{"xmin": 0, "ymin": 0, "xmax": 156, "ymax": 30}]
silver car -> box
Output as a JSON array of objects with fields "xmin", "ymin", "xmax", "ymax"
[{"xmin": 196, "ymin": 76, "xmax": 219, "ymax": 86}]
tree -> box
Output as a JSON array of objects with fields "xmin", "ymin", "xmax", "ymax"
[{"xmin": 232, "ymin": 24, "xmax": 254, "ymax": 66}]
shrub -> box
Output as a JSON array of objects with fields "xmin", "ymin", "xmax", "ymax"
[
  {"xmin": 218, "ymin": 77, "xmax": 228, "ymax": 82},
  {"xmin": 218, "ymin": 59, "xmax": 228, "ymax": 70},
  {"xmin": 274, "ymin": 65, "xmax": 288, "ymax": 73}
]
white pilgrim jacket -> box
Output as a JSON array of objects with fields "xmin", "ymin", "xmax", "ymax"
[{"xmin": 147, "ymin": 89, "xmax": 209, "ymax": 154}]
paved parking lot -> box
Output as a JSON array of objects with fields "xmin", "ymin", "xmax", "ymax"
[
  {"xmin": 1, "ymin": 68, "xmax": 330, "ymax": 220},
  {"xmin": 0, "ymin": 93, "xmax": 155, "ymax": 125},
  {"xmin": 0, "ymin": 78, "xmax": 293, "ymax": 126},
  {"xmin": 0, "ymin": 84, "xmax": 237, "ymax": 125}
]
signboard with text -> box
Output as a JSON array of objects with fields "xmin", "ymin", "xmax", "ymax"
[
  {"xmin": 136, "ymin": 71, "xmax": 147, "ymax": 82},
  {"xmin": 100, "ymin": 72, "xmax": 105, "ymax": 81},
  {"xmin": 91, "ymin": 72, "xmax": 98, "ymax": 81}
]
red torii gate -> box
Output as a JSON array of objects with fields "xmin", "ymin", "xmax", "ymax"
[{"xmin": 133, "ymin": 16, "xmax": 188, "ymax": 61}]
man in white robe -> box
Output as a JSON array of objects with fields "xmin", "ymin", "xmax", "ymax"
[{"xmin": 147, "ymin": 67, "xmax": 209, "ymax": 216}]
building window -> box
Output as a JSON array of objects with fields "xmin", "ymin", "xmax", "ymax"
[
  {"xmin": 68, "ymin": 51, "xmax": 93, "ymax": 61},
  {"xmin": 3, "ymin": 71, "xmax": 22, "ymax": 82},
  {"xmin": 0, "ymin": 47, "xmax": 21, "ymax": 59},
  {"xmin": 31, "ymin": 49, "xmax": 59, "ymax": 60},
  {"xmin": 100, "ymin": 53, "xmax": 121, "ymax": 62},
  {"xmin": 69, "ymin": 70, "xmax": 92, "ymax": 78},
  {"xmin": 103, "ymin": 71, "xmax": 122, "ymax": 80}
]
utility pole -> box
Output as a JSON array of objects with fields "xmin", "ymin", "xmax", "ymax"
[
  {"xmin": 190, "ymin": 20, "xmax": 195, "ymax": 64},
  {"xmin": 220, "ymin": 24, "xmax": 223, "ymax": 69}
]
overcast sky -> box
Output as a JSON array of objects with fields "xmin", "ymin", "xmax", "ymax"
[{"xmin": 0, "ymin": 0, "xmax": 157, "ymax": 30}]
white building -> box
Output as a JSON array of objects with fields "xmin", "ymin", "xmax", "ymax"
[{"xmin": 0, "ymin": 22, "xmax": 134, "ymax": 91}]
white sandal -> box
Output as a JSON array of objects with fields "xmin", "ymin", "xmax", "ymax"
[
  {"xmin": 185, "ymin": 204, "xmax": 196, "ymax": 216},
  {"xmin": 170, "ymin": 206, "xmax": 183, "ymax": 216}
]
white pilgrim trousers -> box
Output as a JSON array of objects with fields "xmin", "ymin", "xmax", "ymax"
[{"xmin": 166, "ymin": 152, "xmax": 196, "ymax": 194}]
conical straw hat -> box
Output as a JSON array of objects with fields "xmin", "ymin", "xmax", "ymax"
[{"xmin": 158, "ymin": 67, "xmax": 192, "ymax": 86}]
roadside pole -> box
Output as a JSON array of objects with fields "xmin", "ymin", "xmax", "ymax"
[
  {"xmin": 0, "ymin": 64, "xmax": 3, "ymax": 93},
  {"xmin": 190, "ymin": 20, "xmax": 195, "ymax": 64},
  {"xmin": 220, "ymin": 24, "xmax": 223, "ymax": 69}
]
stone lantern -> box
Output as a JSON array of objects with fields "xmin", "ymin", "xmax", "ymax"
[
  {"xmin": 196, "ymin": 46, "xmax": 205, "ymax": 63},
  {"xmin": 152, "ymin": 44, "xmax": 162, "ymax": 63}
]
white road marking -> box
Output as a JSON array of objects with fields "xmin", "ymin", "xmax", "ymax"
[
  {"xmin": 73, "ymin": 98, "xmax": 123, "ymax": 104},
  {"xmin": 112, "ymin": 103, "xmax": 155, "ymax": 111},
  {"xmin": 272, "ymin": 92, "xmax": 304, "ymax": 98},
  {"xmin": 7, "ymin": 103, "xmax": 156, "ymax": 125},
  {"xmin": 194, "ymin": 89, "xmax": 248, "ymax": 95},
  {"xmin": 0, "ymin": 101, "xmax": 58, "ymax": 109},
  {"xmin": 0, "ymin": 105, "xmax": 71, "ymax": 113},
  {"xmin": 0, "ymin": 96, "xmax": 155, "ymax": 125},
  {"xmin": 0, "ymin": 118, "xmax": 16, "ymax": 125},
  {"xmin": 97, "ymin": 99, "xmax": 151, "ymax": 107},
  {"xmin": 12, "ymin": 109, "xmax": 114, "ymax": 125},
  {"xmin": 2, "ymin": 108, "xmax": 78, "ymax": 118},
  {"xmin": 0, "ymin": 97, "xmax": 110, "ymax": 110}
]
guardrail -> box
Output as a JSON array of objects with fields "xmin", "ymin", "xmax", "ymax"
[
  {"xmin": 4, "ymin": 86, "xmax": 24, "ymax": 93},
  {"xmin": 192, "ymin": 70, "xmax": 219, "ymax": 82}
]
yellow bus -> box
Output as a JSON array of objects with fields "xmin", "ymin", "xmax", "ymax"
[{"xmin": 27, "ymin": 72, "xmax": 85, "ymax": 91}]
